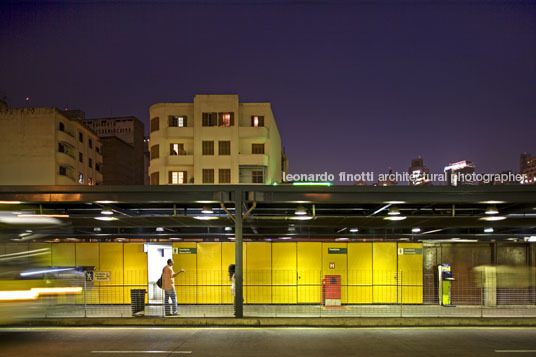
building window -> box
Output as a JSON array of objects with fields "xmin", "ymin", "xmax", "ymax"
[
  {"xmin": 218, "ymin": 141, "xmax": 230, "ymax": 155},
  {"xmin": 150, "ymin": 172, "xmax": 159, "ymax": 185},
  {"xmin": 169, "ymin": 171, "xmax": 187, "ymax": 184},
  {"xmin": 170, "ymin": 143, "xmax": 185, "ymax": 155},
  {"xmin": 79, "ymin": 132, "xmax": 84, "ymax": 143},
  {"xmin": 96, "ymin": 146, "xmax": 100, "ymax": 154},
  {"xmin": 202, "ymin": 113, "xmax": 216, "ymax": 126},
  {"xmin": 202, "ymin": 141, "xmax": 214, "ymax": 155},
  {"xmin": 251, "ymin": 116, "xmax": 264, "ymax": 127},
  {"xmin": 218, "ymin": 113, "xmax": 233, "ymax": 127},
  {"xmin": 219, "ymin": 169, "xmax": 231, "ymax": 184},
  {"xmin": 88, "ymin": 158, "xmax": 93, "ymax": 168},
  {"xmin": 252, "ymin": 170, "xmax": 264, "ymax": 184},
  {"xmin": 58, "ymin": 143, "xmax": 65, "ymax": 153},
  {"xmin": 202, "ymin": 169, "xmax": 214, "ymax": 183},
  {"xmin": 78, "ymin": 173, "xmax": 84, "ymax": 184},
  {"xmin": 202, "ymin": 112, "xmax": 234, "ymax": 126},
  {"xmin": 89, "ymin": 138, "xmax": 93, "ymax": 149},
  {"xmin": 59, "ymin": 166, "xmax": 67, "ymax": 176},
  {"xmin": 88, "ymin": 177, "xmax": 93, "ymax": 185},
  {"xmin": 59, "ymin": 122, "xmax": 65, "ymax": 132},
  {"xmin": 252, "ymin": 143, "xmax": 265, "ymax": 154},
  {"xmin": 96, "ymin": 163, "xmax": 101, "ymax": 172},
  {"xmin": 79, "ymin": 152, "xmax": 83, "ymax": 163},
  {"xmin": 150, "ymin": 117, "xmax": 159, "ymax": 132},
  {"xmin": 150, "ymin": 145, "xmax": 159, "ymax": 160},
  {"xmin": 169, "ymin": 116, "xmax": 187, "ymax": 127}
]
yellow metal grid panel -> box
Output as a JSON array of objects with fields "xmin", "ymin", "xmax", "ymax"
[
  {"xmin": 99, "ymin": 243, "xmax": 124, "ymax": 304},
  {"xmin": 173, "ymin": 242, "xmax": 197, "ymax": 304},
  {"xmin": 297, "ymin": 242, "xmax": 322, "ymax": 303},
  {"xmin": 123, "ymin": 243, "xmax": 148, "ymax": 304},
  {"xmin": 75, "ymin": 243, "xmax": 100, "ymax": 305},
  {"xmin": 272, "ymin": 243, "xmax": 297, "ymax": 304},
  {"xmin": 348, "ymin": 243, "xmax": 373, "ymax": 303},
  {"xmin": 197, "ymin": 243, "xmax": 223, "ymax": 304},
  {"xmin": 373, "ymin": 243, "xmax": 398, "ymax": 303},
  {"xmin": 246, "ymin": 242, "xmax": 272, "ymax": 303}
]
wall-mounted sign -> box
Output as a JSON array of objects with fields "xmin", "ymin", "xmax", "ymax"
[
  {"xmin": 85, "ymin": 271, "xmax": 94, "ymax": 281},
  {"xmin": 94, "ymin": 271, "xmax": 111, "ymax": 281},
  {"xmin": 328, "ymin": 248, "xmax": 347, "ymax": 254},
  {"xmin": 175, "ymin": 248, "xmax": 197, "ymax": 254},
  {"xmin": 329, "ymin": 262, "xmax": 335, "ymax": 269},
  {"xmin": 398, "ymin": 248, "xmax": 423, "ymax": 255}
]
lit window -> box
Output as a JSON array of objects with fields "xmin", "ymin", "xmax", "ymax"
[
  {"xmin": 170, "ymin": 143, "xmax": 185, "ymax": 155},
  {"xmin": 169, "ymin": 171, "xmax": 187, "ymax": 184},
  {"xmin": 88, "ymin": 178, "xmax": 93, "ymax": 185},
  {"xmin": 169, "ymin": 116, "xmax": 187, "ymax": 127},
  {"xmin": 251, "ymin": 116, "xmax": 264, "ymax": 127},
  {"xmin": 78, "ymin": 173, "xmax": 84, "ymax": 184},
  {"xmin": 221, "ymin": 113, "xmax": 231, "ymax": 127}
]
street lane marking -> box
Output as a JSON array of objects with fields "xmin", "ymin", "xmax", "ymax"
[
  {"xmin": 495, "ymin": 351, "xmax": 536, "ymax": 353},
  {"xmin": 91, "ymin": 351, "xmax": 191, "ymax": 354}
]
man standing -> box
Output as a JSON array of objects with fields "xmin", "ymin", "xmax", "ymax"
[{"xmin": 162, "ymin": 259, "xmax": 184, "ymax": 316}]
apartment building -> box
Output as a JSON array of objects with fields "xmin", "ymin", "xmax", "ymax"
[
  {"xmin": 148, "ymin": 94, "xmax": 282, "ymax": 185},
  {"xmin": 0, "ymin": 104, "xmax": 103, "ymax": 185},
  {"xmin": 82, "ymin": 116, "xmax": 145, "ymax": 185}
]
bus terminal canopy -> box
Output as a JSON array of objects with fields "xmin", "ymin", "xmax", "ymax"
[{"xmin": 0, "ymin": 185, "xmax": 535, "ymax": 242}]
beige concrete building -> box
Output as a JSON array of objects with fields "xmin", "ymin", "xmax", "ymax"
[
  {"xmin": 82, "ymin": 116, "xmax": 146, "ymax": 185},
  {"xmin": 0, "ymin": 105, "xmax": 103, "ymax": 185},
  {"xmin": 148, "ymin": 94, "xmax": 282, "ymax": 185}
]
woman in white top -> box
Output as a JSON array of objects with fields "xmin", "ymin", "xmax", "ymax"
[{"xmin": 228, "ymin": 264, "xmax": 236, "ymax": 311}]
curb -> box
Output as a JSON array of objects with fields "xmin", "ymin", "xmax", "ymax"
[{"xmin": 4, "ymin": 317, "xmax": 536, "ymax": 328}]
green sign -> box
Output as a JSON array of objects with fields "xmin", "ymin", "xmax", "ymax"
[
  {"xmin": 178, "ymin": 248, "xmax": 197, "ymax": 254},
  {"xmin": 328, "ymin": 248, "xmax": 347, "ymax": 254},
  {"xmin": 398, "ymin": 248, "xmax": 422, "ymax": 255}
]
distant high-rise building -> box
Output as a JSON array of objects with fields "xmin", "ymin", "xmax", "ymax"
[
  {"xmin": 82, "ymin": 116, "xmax": 145, "ymax": 185},
  {"xmin": 0, "ymin": 107, "xmax": 103, "ymax": 185},
  {"xmin": 444, "ymin": 160, "xmax": 476, "ymax": 186},
  {"xmin": 375, "ymin": 168, "xmax": 398, "ymax": 186},
  {"xmin": 408, "ymin": 156, "xmax": 430, "ymax": 185},
  {"xmin": 520, "ymin": 153, "xmax": 536, "ymax": 184}
]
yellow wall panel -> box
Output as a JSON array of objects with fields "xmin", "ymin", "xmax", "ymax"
[
  {"xmin": 399, "ymin": 286, "xmax": 423, "ymax": 304},
  {"xmin": 297, "ymin": 242, "xmax": 322, "ymax": 285},
  {"xmin": 373, "ymin": 243, "xmax": 398, "ymax": 285},
  {"xmin": 52, "ymin": 243, "xmax": 75, "ymax": 266},
  {"xmin": 173, "ymin": 243, "xmax": 197, "ymax": 286},
  {"xmin": 348, "ymin": 243, "xmax": 372, "ymax": 285},
  {"xmin": 221, "ymin": 243, "xmax": 246, "ymax": 287},
  {"xmin": 197, "ymin": 243, "xmax": 222, "ymax": 285},
  {"xmin": 272, "ymin": 243, "xmax": 296, "ymax": 285},
  {"xmin": 373, "ymin": 285, "xmax": 398, "ymax": 304},
  {"xmin": 28, "ymin": 243, "xmax": 51, "ymax": 266},
  {"xmin": 99, "ymin": 286, "xmax": 123, "ymax": 304},
  {"xmin": 124, "ymin": 243, "xmax": 147, "ymax": 285},
  {"xmin": 322, "ymin": 243, "xmax": 348, "ymax": 285},
  {"xmin": 222, "ymin": 285, "xmax": 233, "ymax": 304},
  {"xmin": 176, "ymin": 286, "xmax": 197, "ymax": 304},
  {"xmin": 197, "ymin": 286, "xmax": 222, "ymax": 304},
  {"xmin": 272, "ymin": 286, "xmax": 297, "ymax": 304},
  {"xmin": 397, "ymin": 243, "xmax": 423, "ymax": 286},
  {"xmin": 348, "ymin": 286, "xmax": 372, "ymax": 304},
  {"xmin": 75, "ymin": 243, "xmax": 99, "ymax": 270},
  {"xmin": 99, "ymin": 243, "xmax": 124, "ymax": 285},
  {"xmin": 245, "ymin": 286, "xmax": 271, "ymax": 304},
  {"xmin": 298, "ymin": 285, "xmax": 321, "ymax": 303},
  {"xmin": 246, "ymin": 243, "xmax": 271, "ymax": 286}
]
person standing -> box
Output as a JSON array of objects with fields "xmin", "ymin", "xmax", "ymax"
[{"xmin": 162, "ymin": 259, "xmax": 184, "ymax": 316}]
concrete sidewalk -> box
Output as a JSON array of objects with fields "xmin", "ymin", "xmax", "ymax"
[{"xmin": 4, "ymin": 316, "xmax": 536, "ymax": 327}]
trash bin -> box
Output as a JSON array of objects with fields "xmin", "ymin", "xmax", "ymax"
[{"xmin": 130, "ymin": 289, "xmax": 146, "ymax": 316}]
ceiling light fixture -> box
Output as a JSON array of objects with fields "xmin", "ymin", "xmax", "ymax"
[
  {"xmin": 295, "ymin": 206, "xmax": 307, "ymax": 215},
  {"xmin": 292, "ymin": 216, "xmax": 313, "ymax": 220},
  {"xmin": 485, "ymin": 205, "xmax": 499, "ymax": 215},
  {"xmin": 193, "ymin": 216, "xmax": 218, "ymax": 220},
  {"xmin": 479, "ymin": 216, "xmax": 506, "ymax": 221},
  {"xmin": 388, "ymin": 206, "xmax": 400, "ymax": 215},
  {"xmin": 156, "ymin": 227, "xmax": 164, "ymax": 232},
  {"xmin": 484, "ymin": 227, "xmax": 494, "ymax": 233},
  {"xmin": 202, "ymin": 206, "xmax": 214, "ymax": 214},
  {"xmin": 94, "ymin": 216, "xmax": 118, "ymax": 221},
  {"xmin": 101, "ymin": 209, "xmax": 113, "ymax": 215},
  {"xmin": 412, "ymin": 227, "xmax": 421, "ymax": 233},
  {"xmin": 384, "ymin": 216, "xmax": 406, "ymax": 221},
  {"xmin": 349, "ymin": 228, "xmax": 359, "ymax": 233}
]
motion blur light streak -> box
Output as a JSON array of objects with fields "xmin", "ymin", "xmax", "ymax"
[
  {"xmin": 0, "ymin": 290, "xmax": 39, "ymax": 301},
  {"xmin": 20, "ymin": 268, "xmax": 74, "ymax": 277}
]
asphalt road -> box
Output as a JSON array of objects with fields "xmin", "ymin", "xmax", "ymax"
[{"xmin": 1, "ymin": 327, "xmax": 536, "ymax": 356}]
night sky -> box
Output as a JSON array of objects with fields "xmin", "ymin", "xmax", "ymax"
[{"xmin": 1, "ymin": 1, "xmax": 535, "ymax": 184}]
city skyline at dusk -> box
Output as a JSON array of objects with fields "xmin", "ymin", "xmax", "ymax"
[{"xmin": 1, "ymin": 1, "xmax": 535, "ymax": 180}]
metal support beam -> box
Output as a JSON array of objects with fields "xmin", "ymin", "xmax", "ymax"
[{"xmin": 234, "ymin": 189, "xmax": 243, "ymax": 318}]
